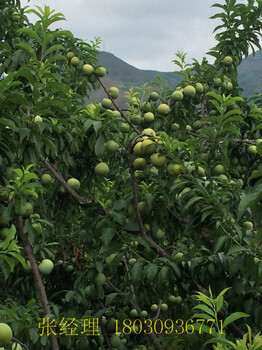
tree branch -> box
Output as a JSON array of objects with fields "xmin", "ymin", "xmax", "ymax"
[
  {"xmin": 15, "ymin": 216, "xmax": 59, "ymax": 350},
  {"xmin": 98, "ymin": 78, "xmax": 140, "ymax": 134}
]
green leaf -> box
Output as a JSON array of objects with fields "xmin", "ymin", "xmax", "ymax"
[
  {"xmin": 227, "ymin": 245, "xmax": 247, "ymax": 255},
  {"xmin": 105, "ymin": 293, "xmax": 118, "ymax": 307},
  {"xmin": 101, "ymin": 227, "xmax": 115, "ymax": 246},
  {"xmin": 92, "ymin": 121, "xmax": 102, "ymax": 135},
  {"xmin": 43, "ymin": 44, "xmax": 65, "ymax": 58},
  {"xmin": 159, "ymin": 257, "xmax": 180, "ymax": 278},
  {"xmin": 16, "ymin": 28, "xmax": 41, "ymax": 42},
  {"xmin": 123, "ymin": 221, "xmax": 139, "ymax": 232},
  {"xmin": 238, "ymin": 183, "xmax": 262, "ymax": 219},
  {"xmin": 193, "ymin": 304, "xmax": 215, "ymax": 317},
  {"xmin": 206, "ymin": 337, "xmax": 234, "ymax": 346},
  {"xmin": 84, "ymin": 120, "xmax": 93, "ymax": 132},
  {"xmin": 223, "ymin": 312, "xmax": 249, "ymax": 329},
  {"xmin": 215, "ymin": 287, "xmax": 231, "ymax": 312},
  {"xmin": 214, "ymin": 235, "xmax": 228, "ymax": 253},
  {"xmin": 131, "ymin": 260, "xmax": 144, "ymax": 285},
  {"xmin": 16, "ymin": 42, "xmax": 37, "ymax": 59},
  {"xmin": 145, "ymin": 263, "xmax": 158, "ymax": 282},
  {"xmin": 94, "ymin": 135, "xmax": 105, "ymax": 157}
]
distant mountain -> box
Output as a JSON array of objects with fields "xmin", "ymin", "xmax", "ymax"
[
  {"xmin": 88, "ymin": 51, "xmax": 180, "ymax": 106},
  {"xmin": 88, "ymin": 50, "xmax": 262, "ymax": 105},
  {"xmin": 238, "ymin": 50, "xmax": 262, "ymax": 98}
]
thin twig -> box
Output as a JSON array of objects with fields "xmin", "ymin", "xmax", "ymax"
[
  {"xmin": 123, "ymin": 258, "xmax": 136, "ymax": 304},
  {"xmin": 98, "ymin": 78, "xmax": 140, "ymax": 134}
]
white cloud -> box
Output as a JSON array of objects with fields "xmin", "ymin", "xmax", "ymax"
[{"xmin": 21, "ymin": 0, "xmax": 222, "ymax": 71}]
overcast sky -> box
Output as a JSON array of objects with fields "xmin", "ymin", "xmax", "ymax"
[{"xmin": 21, "ymin": 0, "xmax": 223, "ymax": 72}]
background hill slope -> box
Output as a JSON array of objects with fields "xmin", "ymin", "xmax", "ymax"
[{"xmin": 88, "ymin": 51, "xmax": 262, "ymax": 104}]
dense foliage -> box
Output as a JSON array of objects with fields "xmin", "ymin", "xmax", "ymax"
[{"xmin": 1, "ymin": 0, "xmax": 262, "ymax": 349}]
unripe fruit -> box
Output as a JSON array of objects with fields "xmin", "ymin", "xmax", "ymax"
[
  {"xmin": 95, "ymin": 66, "xmax": 107, "ymax": 77},
  {"xmin": 183, "ymin": 85, "xmax": 196, "ymax": 97},
  {"xmin": 208, "ymin": 262, "xmax": 215, "ymax": 276},
  {"xmin": 171, "ymin": 90, "xmax": 183, "ymax": 101},
  {"xmin": 167, "ymin": 163, "xmax": 181, "ymax": 176},
  {"xmin": 112, "ymin": 110, "xmax": 121, "ymax": 118},
  {"xmin": 0, "ymin": 323, "xmax": 13, "ymax": 347},
  {"xmin": 106, "ymin": 140, "xmax": 119, "ymax": 153},
  {"xmin": 172, "ymin": 252, "xmax": 184, "ymax": 261},
  {"xmin": 227, "ymin": 82, "xmax": 233, "ymax": 91},
  {"xmin": 95, "ymin": 272, "xmax": 106, "ymax": 285},
  {"xmin": 128, "ymin": 258, "xmax": 137, "ymax": 266},
  {"xmin": 150, "ymin": 91, "xmax": 159, "ymax": 101},
  {"xmin": 120, "ymin": 122, "xmax": 131, "ymax": 133},
  {"xmin": 131, "ymin": 114, "xmax": 142, "ymax": 125},
  {"xmin": 243, "ymin": 221, "xmax": 253, "ymax": 230},
  {"xmin": 39, "ymin": 259, "xmax": 54, "ymax": 274},
  {"xmin": 197, "ymin": 166, "xmax": 205, "ymax": 176},
  {"xmin": 15, "ymin": 204, "xmax": 27, "ymax": 216},
  {"xmin": 0, "ymin": 228, "xmax": 8, "ymax": 239},
  {"xmin": 67, "ymin": 178, "xmax": 80, "ymax": 191},
  {"xmin": 161, "ymin": 303, "xmax": 168, "ymax": 312},
  {"xmin": 254, "ymin": 257, "xmax": 260, "ymax": 264},
  {"xmin": 101, "ymin": 98, "xmax": 112, "ymax": 109},
  {"xmin": 70, "ymin": 56, "xmax": 80, "ymax": 66},
  {"xmin": 110, "ymin": 335, "xmax": 121, "ymax": 347},
  {"xmin": 214, "ymin": 164, "xmax": 224, "ymax": 174},
  {"xmin": 137, "ymin": 201, "xmax": 148, "ymax": 214},
  {"xmin": 12, "ymin": 343, "xmax": 22, "ymax": 350},
  {"xmin": 174, "ymin": 296, "xmax": 183, "ymax": 304},
  {"xmin": 24, "ymin": 202, "xmax": 33, "ymax": 218},
  {"xmin": 34, "ymin": 115, "xmax": 42, "ymax": 122},
  {"xmin": 41, "ymin": 174, "xmax": 53, "ymax": 185},
  {"xmin": 143, "ymin": 112, "xmax": 154, "ymax": 123},
  {"xmin": 108, "ymin": 87, "xmax": 119, "ymax": 99},
  {"xmin": 223, "ymin": 56, "xmax": 233, "ymax": 67},
  {"xmin": 140, "ymin": 310, "xmax": 148, "ymax": 318},
  {"xmin": 82, "ymin": 64, "xmax": 94, "ymax": 75},
  {"xmin": 66, "ymin": 52, "xmax": 75, "ymax": 60},
  {"xmin": 157, "ymin": 103, "xmax": 170, "ymax": 115},
  {"xmin": 85, "ymin": 285, "xmax": 95, "ymax": 297},
  {"xmin": 133, "ymin": 158, "xmax": 146, "ymax": 170},
  {"xmin": 171, "ymin": 122, "xmax": 180, "ymax": 130},
  {"xmin": 154, "ymin": 228, "xmax": 165, "ymax": 240},
  {"xmin": 186, "ymin": 125, "xmax": 192, "ymax": 132},
  {"xmin": 151, "ymin": 304, "xmax": 158, "ymax": 312},
  {"xmin": 95, "ymin": 163, "xmax": 109, "ymax": 177},
  {"xmin": 105, "ymin": 253, "xmax": 117, "ymax": 265},
  {"xmin": 142, "ymin": 128, "xmax": 156, "ymax": 136},
  {"xmin": 213, "ymin": 77, "xmax": 222, "ymax": 87},
  {"xmin": 133, "ymin": 142, "xmax": 144, "ymax": 156},
  {"xmin": 193, "ymin": 120, "xmax": 202, "ymax": 130},
  {"xmin": 218, "ymin": 174, "xmax": 228, "ymax": 182},
  {"xmin": 168, "ymin": 295, "xmax": 177, "ymax": 303},
  {"xmin": 151, "ymin": 153, "xmax": 166, "ymax": 168},
  {"xmin": 130, "ymin": 309, "xmax": 138, "ymax": 317},
  {"xmin": 141, "ymin": 139, "xmax": 156, "ymax": 155},
  {"xmin": 195, "ymin": 83, "xmax": 204, "ymax": 94},
  {"xmin": 247, "ymin": 145, "xmax": 257, "ymax": 155}
]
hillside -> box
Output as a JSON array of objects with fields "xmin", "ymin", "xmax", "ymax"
[
  {"xmin": 88, "ymin": 51, "xmax": 180, "ymax": 106},
  {"xmin": 238, "ymin": 50, "xmax": 262, "ymax": 97},
  {"xmin": 88, "ymin": 50, "xmax": 262, "ymax": 105}
]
